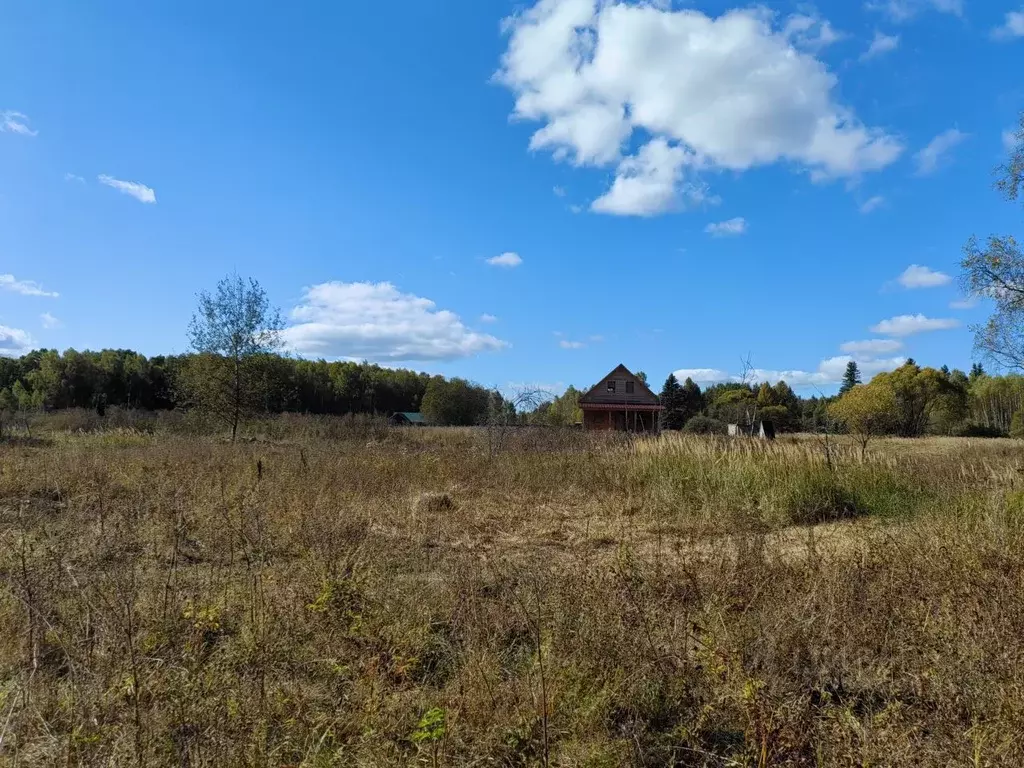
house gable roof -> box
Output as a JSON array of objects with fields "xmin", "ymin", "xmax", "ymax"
[{"xmin": 578, "ymin": 363, "xmax": 660, "ymax": 405}]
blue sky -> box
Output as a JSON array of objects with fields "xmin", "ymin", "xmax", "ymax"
[{"xmin": 2, "ymin": 0, "xmax": 1023, "ymax": 394}]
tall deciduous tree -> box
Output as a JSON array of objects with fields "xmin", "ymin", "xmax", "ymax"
[
  {"xmin": 181, "ymin": 275, "xmax": 284, "ymax": 440},
  {"xmin": 839, "ymin": 361, "xmax": 861, "ymax": 396},
  {"xmin": 420, "ymin": 376, "xmax": 491, "ymax": 426},
  {"xmin": 961, "ymin": 111, "xmax": 1024, "ymax": 370},
  {"xmin": 830, "ymin": 382, "xmax": 897, "ymax": 459}
]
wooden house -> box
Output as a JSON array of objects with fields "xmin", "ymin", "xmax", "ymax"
[{"xmin": 578, "ymin": 364, "xmax": 664, "ymax": 433}]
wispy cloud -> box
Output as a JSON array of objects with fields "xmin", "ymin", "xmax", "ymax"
[
  {"xmin": 704, "ymin": 217, "xmax": 748, "ymax": 237},
  {"xmin": 98, "ymin": 174, "xmax": 157, "ymax": 204},
  {"xmin": 552, "ymin": 186, "xmax": 566, "ymax": 197},
  {"xmin": 40, "ymin": 312, "xmax": 62, "ymax": 329},
  {"xmin": 866, "ymin": 0, "xmax": 963, "ymax": 22},
  {"xmin": 559, "ymin": 340, "xmax": 586, "ymax": 349},
  {"xmin": 479, "ymin": 313, "xmax": 498, "ymax": 323},
  {"xmin": 897, "ymin": 264, "xmax": 952, "ymax": 288},
  {"xmin": 486, "ymin": 252, "xmax": 523, "ymax": 268},
  {"xmin": 1005, "ymin": 129, "xmax": 1021, "ymax": 153},
  {"xmin": 871, "ymin": 313, "xmax": 959, "ymax": 336},
  {"xmin": 840, "ymin": 338, "xmax": 904, "ymax": 356},
  {"xmin": 861, "ymin": 31, "xmax": 900, "ymax": 60},
  {"xmin": 64, "ymin": 172, "xmax": 85, "ymax": 183},
  {"xmin": 914, "ymin": 129, "xmax": 968, "ymax": 175},
  {"xmin": 0, "ymin": 274, "xmax": 59, "ymax": 298},
  {"xmin": 860, "ymin": 195, "xmax": 886, "ymax": 214},
  {"xmin": 992, "ymin": 8, "xmax": 1024, "ymax": 40},
  {"xmin": 950, "ymin": 296, "xmax": 979, "ymax": 309},
  {"xmin": 1, "ymin": 111, "xmax": 37, "ymax": 136}
]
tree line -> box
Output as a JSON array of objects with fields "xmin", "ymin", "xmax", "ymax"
[
  {"xmin": 0, "ymin": 349, "xmax": 501, "ymax": 428},
  {"xmin": 0, "ymin": 277, "xmax": 516, "ymax": 435}
]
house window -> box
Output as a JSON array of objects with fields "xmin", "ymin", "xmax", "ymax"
[
  {"xmin": 625, "ymin": 381, "xmax": 635, "ymax": 394},
  {"xmin": 607, "ymin": 380, "xmax": 616, "ymax": 392}
]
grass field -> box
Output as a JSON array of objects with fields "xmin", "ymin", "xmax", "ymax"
[{"xmin": 2, "ymin": 419, "xmax": 1024, "ymax": 765}]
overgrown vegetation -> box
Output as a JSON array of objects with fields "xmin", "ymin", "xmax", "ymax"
[{"xmin": 2, "ymin": 418, "xmax": 1024, "ymax": 765}]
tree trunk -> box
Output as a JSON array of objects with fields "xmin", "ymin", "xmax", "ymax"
[{"xmin": 232, "ymin": 356, "xmax": 241, "ymax": 442}]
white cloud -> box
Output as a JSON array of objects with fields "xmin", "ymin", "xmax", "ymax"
[
  {"xmin": 40, "ymin": 312, "xmax": 62, "ymax": 329},
  {"xmin": 281, "ymin": 281, "xmax": 508, "ymax": 362},
  {"xmin": 840, "ymin": 338, "xmax": 904, "ymax": 356},
  {"xmin": 897, "ymin": 264, "xmax": 952, "ymax": 288},
  {"xmin": 0, "ymin": 274, "xmax": 59, "ymax": 298},
  {"xmin": 1, "ymin": 111, "xmax": 37, "ymax": 136},
  {"xmin": 860, "ymin": 195, "xmax": 885, "ymax": 213},
  {"xmin": 914, "ymin": 129, "xmax": 968, "ymax": 175},
  {"xmin": 705, "ymin": 217, "xmax": 748, "ymax": 237},
  {"xmin": 98, "ymin": 174, "xmax": 157, "ymax": 204},
  {"xmin": 559, "ymin": 339, "xmax": 586, "ymax": 349},
  {"xmin": 0, "ymin": 325, "xmax": 34, "ymax": 356},
  {"xmin": 950, "ymin": 296, "xmax": 979, "ymax": 309},
  {"xmin": 673, "ymin": 368, "xmax": 732, "ymax": 386},
  {"xmin": 783, "ymin": 13, "xmax": 843, "ymax": 51},
  {"xmin": 674, "ymin": 356, "xmax": 907, "ymax": 389},
  {"xmin": 64, "ymin": 172, "xmax": 85, "ymax": 183},
  {"xmin": 497, "ymin": 3, "xmax": 904, "ymax": 216},
  {"xmin": 553, "ymin": 185, "xmax": 566, "ymax": 197},
  {"xmin": 591, "ymin": 138, "xmax": 709, "ymax": 216},
  {"xmin": 866, "ymin": 0, "xmax": 963, "ymax": 22},
  {"xmin": 569, "ymin": 204, "xmax": 584, "ymax": 214},
  {"xmin": 480, "ymin": 313, "xmax": 498, "ymax": 323},
  {"xmin": 992, "ymin": 9, "xmax": 1024, "ymax": 40},
  {"xmin": 871, "ymin": 313, "xmax": 960, "ymax": 336},
  {"xmin": 487, "ymin": 251, "xmax": 523, "ymax": 268},
  {"xmin": 861, "ymin": 31, "xmax": 900, "ymax": 60}
]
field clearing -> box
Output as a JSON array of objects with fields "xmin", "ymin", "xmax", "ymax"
[{"xmin": 2, "ymin": 423, "xmax": 1024, "ymax": 766}]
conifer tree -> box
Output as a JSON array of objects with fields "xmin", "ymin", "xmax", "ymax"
[
  {"xmin": 659, "ymin": 373, "xmax": 685, "ymax": 430},
  {"xmin": 839, "ymin": 361, "xmax": 861, "ymax": 395}
]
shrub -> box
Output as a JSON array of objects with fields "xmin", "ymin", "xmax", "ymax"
[
  {"xmin": 952, "ymin": 422, "xmax": 1007, "ymax": 438},
  {"xmin": 681, "ymin": 415, "xmax": 726, "ymax": 435}
]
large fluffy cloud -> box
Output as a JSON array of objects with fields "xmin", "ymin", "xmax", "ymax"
[
  {"xmin": 497, "ymin": 2, "xmax": 903, "ymax": 215},
  {"xmin": 281, "ymin": 281, "xmax": 508, "ymax": 362}
]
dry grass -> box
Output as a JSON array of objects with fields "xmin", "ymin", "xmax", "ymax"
[{"xmin": 2, "ymin": 421, "xmax": 1024, "ymax": 766}]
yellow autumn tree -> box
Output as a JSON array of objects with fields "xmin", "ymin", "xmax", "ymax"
[{"xmin": 830, "ymin": 381, "xmax": 898, "ymax": 459}]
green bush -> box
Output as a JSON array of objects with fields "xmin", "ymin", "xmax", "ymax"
[
  {"xmin": 1011, "ymin": 411, "xmax": 1024, "ymax": 439},
  {"xmin": 681, "ymin": 415, "xmax": 726, "ymax": 435}
]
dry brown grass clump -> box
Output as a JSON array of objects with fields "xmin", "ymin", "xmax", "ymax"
[{"xmin": 1, "ymin": 421, "xmax": 1024, "ymax": 765}]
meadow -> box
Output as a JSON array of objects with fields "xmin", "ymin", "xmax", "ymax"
[{"xmin": 2, "ymin": 415, "xmax": 1024, "ymax": 766}]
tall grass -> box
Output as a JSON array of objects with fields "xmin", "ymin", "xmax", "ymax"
[{"xmin": 1, "ymin": 419, "xmax": 1023, "ymax": 765}]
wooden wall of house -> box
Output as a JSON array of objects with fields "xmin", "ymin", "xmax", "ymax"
[
  {"xmin": 582, "ymin": 408, "xmax": 660, "ymax": 432},
  {"xmin": 581, "ymin": 367, "xmax": 659, "ymax": 405}
]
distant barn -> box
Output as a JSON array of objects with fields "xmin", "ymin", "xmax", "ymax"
[
  {"xmin": 579, "ymin": 364, "xmax": 664, "ymax": 433},
  {"xmin": 389, "ymin": 412, "xmax": 426, "ymax": 426}
]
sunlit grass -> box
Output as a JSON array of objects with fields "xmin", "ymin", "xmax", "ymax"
[{"xmin": 1, "ymin": 418, "xmax": 1023, "ymax": 765}]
